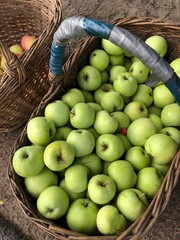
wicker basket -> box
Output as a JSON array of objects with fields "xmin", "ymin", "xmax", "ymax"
[
  {"xmin": 8, "ymin": 17, "xmax": 180, "ymax": 240},
  {"xmin": 0, "ymin": 0, "xmax": 62, "ymax": 133}
]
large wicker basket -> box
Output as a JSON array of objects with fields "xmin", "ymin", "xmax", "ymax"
[
  {"xmin": 0, "ymin": 0, "xmax": 62, "ymax": 133},
  {"xmin": 8, "ymin": 17, "xmax": 180, "ymax": 240}
]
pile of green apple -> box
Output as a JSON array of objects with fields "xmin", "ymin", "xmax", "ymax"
[{"xmin": 12, "ymin": 35, "xmax": 180, "ymax": 236}]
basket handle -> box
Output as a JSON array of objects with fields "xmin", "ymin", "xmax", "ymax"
[
  {"xmin": 0, "ymin": 41, "xmax": 26, "ymax": 84},
  {"xmin": 49, "ymin": 16, "xmax": 180, "ymax": 104}
]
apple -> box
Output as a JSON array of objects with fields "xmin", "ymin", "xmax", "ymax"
[
  {"xmin": 81, "ymin": 89, "xmax": 94, "ymax": 102},
  {"xmin": 160, "ymin": 127, "xmax": 180, "ymax": 147},
  {"xmin": 109, "ymin": 54, "xmax": 124, "ymax": 67},
  {"xmin": 24, "ymin": 166, "xmax": 58, "ymax": 198},
  {"xmin": 116, "ymin": 133, "xmax": 132, "ymax": 153},
  {"xmin": 27, "ymin": 116, "xmax": 56, "ymax": 146},
  {"xmin": 116, "ymin": 188, "xmax": 149, "ymax": 221},
  {"xmin": 87, "ymin": 102, "xmax": 102, "ymax": 113},
  {"xmin": 12, "ymin": 145, "xmax": 44, "ymax": 177},
  {"xmin": 0, "ymin": 55, "xmax": 6, "ymax": 70},
  {"xmin": 127, "ymin": 118, "xmax": 157, "ymax": 146},
  {"xmin": 153, "ymin": 84, "xmax": 175, "ymax": 108},
  {"xmin": 94, "ymin": 83, "xmax": 114, "ymax": 104},
  {"xmin": 44, "ymin": 100, "xmax": 69, "ymax": 127},
  {"xmin": 65, "ymin": 164, "xmax": 89, "ymax": 193},
  {"xmin": 129, "ymin": 60, "xmax": 149, "ymax": 84},
  {"xmin": 87, "ymin": 127, "xmax": 100, "ymax": 140},
  {"xmin": 136, "ymin": 167, "xmax": 164, "ymax": 199},
  {"xmin": 61, "ymin": 87, "xmax": 85, "ymax": 109},
  {"xmin": 113, "ymin": 72, "xmax": 138, "ymax": 97},
  {"xmin": 111, "ymin": 111, "xmax": 131, "ymax": 131},
  {"xmin": 43, "ymin": 140, "xmax": 75, "ymax": 172},
  {"xmin": 131, "ymin": 56, "xmax": 139, "ymax": 63},
  {"xmin": 100, "ymin": 91, "xmax": 124, "ymax": 112},
  {"xmin": 132, "ymin": 84, "xmax": 153, "ymax": 107},
  {"xmin": 144, "ymin": 133, "xmax": 178, "ymax": 165},
  {"xmin": 77, "ymin": 65, "xmax": 102, "ymax": 91},
  {"xmin": 52, "ymin": 126, "xmax": 72, "ymax": 141},
  {"xmin": 89, "ymin": 49, "xmax": 109, "ymax": 72},
  {"xmin": 100, "ymin": 69, "xmax": 109, "ymax": 83},
  {"xmin": 66, "ymin": 198, "xmax": 99, "ymax": 234},
  {"xmin": 148, "ymin": 113, "xmax": 164, "ymax": 131},
  {"xmin": 9, "ymin": 44, "xmax": 23, "ymax": 56},
  {"xmin": 37, "ymin": 186, "xmax": 69, "ymax": 220},
  {"xmin": 21, "ymin": 35, "xmax": 37, "ymax": 51},
  {"xmin": 108, "ymin": 160, "xmax": 137, "ymax": 192},
  {"xmin": 59, "ymin": 178, "xmax": 86, "ymax": 202},
  {"xmin": 124, "ymin": 101, "xmax": 148, "ymax": 121},
  {"xmin": 96, "ymin": 133, "xmax": 124, "ymax": 162},
  {"xmin": 145, "ymin": 35, "xmax": 168, "ymax": 57},
  {"xmin": 74, "ymin": 153, "xmax": 103, "ymax": 176},
  {"xmin": 96, "ymin": 205, "xmax": 127, "ymax": 235},
  {"xmin": 67, "ymin": 129, "xmax": 95, "ymax": 157},
  {"xmin": 70, "ymin": 102, "xmax": 95, "ymax": 129},
  {"xmin": 102, "ymin": 39, "xmax": 124, "ymax": 55},
  {"xmin": 148, "ymin": 105, "xmax": 162, "ymax": 117},
  {"xmin": 161, "ymin": 103, "xmax": 180, "ymax": 127},
  {"xmin": 125, "ymin": 146, "xmax": 150, "ymax": 171},
  {"xmin": 150, "ymin": 160, "xmax": 170, "ymax": 176},
  {"xmin": 170, "ymin": 58, "xmax": 180, "ymax": 74},
  {"xmin": 93, "ymin": 110, "xmax": 118, "ymax": 134},
  {"xmin": 109, "ymin": 65, "xmax": 127, "ymax": 82},
  {"xmin": 88, "ymin": 174, "xmax": 116, "ymax": 205}
]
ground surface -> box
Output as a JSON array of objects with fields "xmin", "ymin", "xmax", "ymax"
[{"xmin": 0, "ymin": 0, "xmax": 180, "ymax": 239}]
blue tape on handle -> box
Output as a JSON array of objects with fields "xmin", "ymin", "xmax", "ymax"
[
  {"xmin": 83, "ymin": 17, "xmax": 113, "ymax": 39},
  {"xmin": 49, "ymin": 42, "xmax": 65, "ymax": 76},
  {"xmin": 165, "ymin": 73, "xmax": 180, "ymax": 104}
]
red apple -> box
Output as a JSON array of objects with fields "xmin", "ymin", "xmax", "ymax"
[{"xmin": 21, "ymin": 35, "xmax": 37, "ymax": 51}]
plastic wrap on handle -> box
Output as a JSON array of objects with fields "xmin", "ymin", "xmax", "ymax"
[{"xmin": 49, "ymin": 16, "xmax": 180, "ymax": 103}]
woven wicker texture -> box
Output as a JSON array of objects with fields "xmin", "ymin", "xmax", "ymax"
[
  {"xmin": 8, "ymin": 17, "xmax": 180, "ymax": 240},
  {"xmin": 0, "ymin": 0, "xmax": 62, "ymax": 133}
]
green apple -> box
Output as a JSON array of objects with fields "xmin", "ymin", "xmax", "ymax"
[
  {"xmin": 109, "ymin": 65, "xmax": 127, "ymax": 82},
  {"xmin": 113, "ymin": 72, "xmax": 138, "ymax": 97},
  {"xmin": 127, "ymin": 118, "xmax": 157, "ymax": 146},
  {"xmin": 109, "ymin": 54, "xmax": 124, "ymax": 67},
  {"xmin": 44, "ymin": 140, "xmax": 75, "ymax": 171},
  {"xmin": 102, "ymin": 39, "xmax": 124, "ymax": 55},
  {"xmin": 89, "ymin": 49, "xmax": 109, "ymax": 72},
  {"xmin": 161, "ymin": 103, "xmax": 180, "ymax": 127},
  {"xmin": 66, "ymin": 198, "xmax": 99, "ymax": 234},
  {"xmin": 93, "ymin": 110, "xmax": 118, "ymax": 134},
  {"xmin": 59, "ymin": 178, "xmax": 86, "ymax": 202},
  {"xmin": 87, "ymin": 102, "xmax": 102, "ymax": 113},
  {"xmin": 27, "ymin": 117, "xmax": 56, "ymax": 146},
  {"xmin": 100, "ymin": 69, "xmax": 109, "ymax": 83},
  {"xmin": 67, "ymin": 129, "xmax": 95, "ymax": 157},
  {"xmin": 52, "ymin": 126, "xmax": 72, "ymax": 141},
  {"xmin": 148, "ymin": 105, "xmax": 162, "ymax": 117},
  {"xmin": 44, "ymin": 100, "xmax": 69, "ymax": 127},
  {"xmin": 37, "ymin": 186, "xmax": 69, "ymax": 220},
  {"xmin": 145, "ymin": 35, "xmax": 168, "ymax": 57},
  {"xmin": 61, "ymin": 88, "xmax": 85, "ymax": 109},
  {"xmin": 170, "ymin": 58, "xmax": 180, "ymax": 74},
  {"xmin": 116, "ymin": 133, "xmax": 132, "ymax": 153},
  {"xmin": 74, "ymin": 153, "xmax": 102, "ymax": 176},
  {"xmin": 70, "ymin": 102, "xmax": 95, "ymax": 129},
  {"xmin": 81, "ymin": 89, "xmax": 94, "ymax": 102},
  {"xmin": 96, "ymin": 205, "xmax": 127, "ymax": 235},
  {"xmin": 153, "ymin": 84, "xmax": 175, "ymax": 108},
  {"xmin": 129, "ymin": 60, "xmax": 149, "ymax": 84},
  {"xmin": 65, "ymin": 164, "xmax": 89, "ymax": 193},
  {"xmin": 94, "ymin": 83, "xmax": 114, "ymax": 104},
  {"xmin": 132, "ymin": 84, "xmax": 153, "ymax": 107},
  {"xmin": 96, "ymin": 133, "xmax": 124, "ymax": 162},
  {"xmin": 116, "ymin": 188, "xmax": 149, "ymax": 222},
  {"xmin": 24, "ymin": 166, "xmax": 58, "ymax": 198},
  {"xmin": 150, "ymin": 160, "xmax": 170, "ymax": 176},
  {"xmin": 111, "ymin": 111, "xmax": 131, "ymax": 131},
  {"xmin": 144, "ymin": 133, "xmax": 178, "ymax": 165},
  {"xmin": 77, "ymin": 65, "xmax": 102, "ymax": 91},
  {"xmin": 148, "ymin": 113, "xmax": 164, "ymax": 131},
  {"xmin": 131, "ymin": 56, "xmax": 139, "ymax": 63},
  {"xmin": 108, "ymin": 160, "xmax": 137, "ymax": 192},
  {"xmin": 160, "ymin": 127, "xmax": 180, "ymax": 147},
  {"xmin": 124, "ymin": 101, "xmax": 148, "ymax": 121},
  {"xmin": 125, "ymin": 146, "xmax": 150, "ymax": 171},
  {"xmin": 12, "ymin": 145, "xmax": 44, "ymax": 177},
  {"xmin": 88, "ymin": 174, "xmax": 116, "ymax": 205},
  {"xmin": 100, "ymin": 91, "xmax": 124, "ymax": 112},
  {"xmin": 87, "ymin": 127, "xmax": 100, "ymax": 140},
  {"xmin": 136, "ymin": 167, "xmax": 164, "ymax": 199},
  {"xmin": 102, "ymin": 161, "xmax": 111, "ymax": 175}
]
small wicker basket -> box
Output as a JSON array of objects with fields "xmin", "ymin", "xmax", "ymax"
[
  {"xmin": 0, "ymin": 0, "xmax": 62, "ymax": 133},
  {"xmin": 8, "ymin": 17, "xmax": 180, "ymax": 240}
]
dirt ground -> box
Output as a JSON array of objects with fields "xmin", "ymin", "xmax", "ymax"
[{"xmin": 0, "ymin": 0, "xmax": 180, "ymax": 239}]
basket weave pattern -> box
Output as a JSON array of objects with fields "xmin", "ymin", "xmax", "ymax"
[
  {"xmin": 8, "ymin": 17, "xmax": 180, "ymax": 240},
  {"xmin": 0, "ymin": 0, "xmax": 62, "ymax": 132}
]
